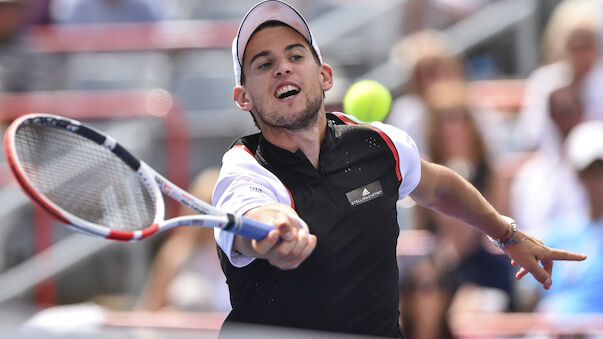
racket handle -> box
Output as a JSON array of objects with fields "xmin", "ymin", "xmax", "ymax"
[{"xmin": 236, "ymin": 215, "xmax": 276, "ymax": 240}]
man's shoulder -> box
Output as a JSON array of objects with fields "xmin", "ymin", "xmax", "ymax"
[
  {"xmin": 230, "ymin": 132, "xmax": 262, "ymax": 155},
  {"xmin": 326, "ymin": 111, "xmax": 363, "ymax": 126}
]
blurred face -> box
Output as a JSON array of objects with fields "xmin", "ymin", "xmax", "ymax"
[
  {"xmin": 236, "ymin": 25, "xmax": 332, "ymax": 131},
  {"xmin": 406, "ymin": 260, "xmax": 449, "ymax": 327},
  {"xmin": 549, "ymin": 88, "xmax": 584, "ymax": 139},
  {"xmin": 436, "ymin": 107, "xmax": 474, "ymax": 159},
  {"xmin": 579, "ymin": 160, "xmax": 603, "ymax": 215},
  {"xmin": 566, "ymin": 28, "xmax": 598, "ymax": 80},
  {"xmin": 0, "ymin": 3, "xmax": 25, "ymax": 42},
  {"xmin": 415, "ymin": 58, "xmax": 460, "ymax": 95}
]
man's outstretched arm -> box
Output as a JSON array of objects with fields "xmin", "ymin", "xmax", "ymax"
[{"xmin": 410, "ymin": 159, "xmax": 587, "ymax": 289}]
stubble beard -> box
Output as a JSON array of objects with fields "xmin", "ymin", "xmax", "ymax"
[{"xmin": 253, "ymin": 94, "xmax": 323, "ymax": 132}]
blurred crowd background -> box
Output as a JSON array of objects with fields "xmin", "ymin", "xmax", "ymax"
[{"xmin": 1, "ymin": 0, "xmax": 603, "ymax": 337}]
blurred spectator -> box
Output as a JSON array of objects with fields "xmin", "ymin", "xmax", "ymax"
[
  {"xmin": 536, "ymin": 121, "xmax": 603, "ymax": 313},
  {"xmin": 51, "ymin": 0, "xmax": 164, "ymax": 24},
  {"xmin": 399, "ymin": 80, "xmax": 512, "ymax": 338},
  {"xmin": 411, "ymin": 80, "xmax": 503, "ymax": 229},
  {"xmin": 510, "ymin": 85, "xmax": 588, "ymax": 312},
  {"xmin": 22, "ymin": 0, "xmax": 54, "ymax": 26},
  {"xmin": 547, "ymin": 85, "xmax": 586, "ymax": 140},
  {"xmin": 386, "ymin": 29, "xmax": 463, "ymax": 155},
  {"xmin": 516, "ymin": 0, "xmax": 603, "ymax": 151},
  {"xmin": 425, "ymin": 80, "xmax": 489, "ymax": 189},
  {"xmin": 510, "ymin": 85, "xmax": 588, "ymax": 240},
  {"xmin": 430, "ymin": 211, "xmax": 512, "ymax": 312},
  {"xmin": 136, "ymin": 168, "xmax": 230, "ymax": 312},
  {"xmin": 399, "ymin": 256, "xmax": 454, "ymax": 339},
  {"xmin": 404, "ymin": 0, "xmax": 493, "ymax": 33},
  {"xmin": 424, "ymin": 80, "xmax": 512, "ymax": 306},
  {"xmin": 0, "ymin": 0, "xmax": 54, "ymax": 91}
]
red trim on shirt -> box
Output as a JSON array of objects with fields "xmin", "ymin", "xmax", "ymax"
[
  {"xmin": 332, "ymin": 112, "xmax": 402, "ymax": 181},
  {"xmin": 232, "ymin": 144, "xmax": 253, "ymax": 156},
  {"xmin": 332, "ymin": 112, "xmax": 356, "ymax": 125},
  {"xmin": 286, "ymin": 188, "xmax": 295, "ymax": 209}
]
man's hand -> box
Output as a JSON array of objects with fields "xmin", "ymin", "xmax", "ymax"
[
  {"xmin": 412, "ymin": 160, "xmax": 587, "ymax": 290},
  {"xmin": 234, "ymin": 203, "xmax": 317, "ymax": 270},
  {"xmin": 503, "ymin": 230, "xmax": 587, "ymax": 289}
]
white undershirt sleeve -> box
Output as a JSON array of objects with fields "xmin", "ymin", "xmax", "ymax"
[
  {"xmin": 368, "ymin": 121, "xmax": 422, "ymax": 198},
  {"xmin": 212, "ymin": 146, "xmax": 293, "ymax": 267}
]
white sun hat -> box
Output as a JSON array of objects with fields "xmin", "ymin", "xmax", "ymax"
[{"xmin": 566, "ymin": 120, "xmax": 603, "ymax": 171}]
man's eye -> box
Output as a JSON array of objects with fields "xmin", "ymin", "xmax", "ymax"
[
  {"xmin": 259, "ymin": 62, "xmax": 272, "ymax": 69},
  {"xmin": 291, "ymin": 55, "xmax": 303, "ymax": 61}
]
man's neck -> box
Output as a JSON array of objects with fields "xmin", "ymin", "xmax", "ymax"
[{"xmin": 261, "ymin": 113, "xmax": 327, "ymax": 169}]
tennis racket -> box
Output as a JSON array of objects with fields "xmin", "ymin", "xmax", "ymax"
[{"xmin": 3, "ymin": 113, "xmax": 275, "ymax": 241}]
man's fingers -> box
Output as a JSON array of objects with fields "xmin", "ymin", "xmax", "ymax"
[
  {"xmin": 253, "ymin": 229, "xmax": 280, "ymax": 254},
  {"xmin": 289, "ymin": 228, "xmax": 310, "ymax": 257},
  {"xmin": 242, "ymin": 205, "xmax": 316, "ymax": 270},
  {"xmin": 269, "ymin": 229, "xmax": 317, "ymax": 270},
  {"xmin": 542, "ymin": 259, "xmax": 553, "ymax": 278},
  {"xmin": 515, "ymin": 267, "xmax": 528, "ymax": 280},
  {"xmin": 269, "ymin": 216, "xmax": 297, "ymax": 241},
  {"xmin": 285, "ymin": 232, "xmax": 317, "ymax": 267},
  {"xmin": 301, "ymin": 234, "xmax": 317, "ymax": 259},
  {"xmin": 524, "ymin": 261, "xmax": 552, "ymax": 289},
  {"xmin": 275, "ymin": 233, "xmax": 298, "ymax": 257},
  {"xmin": 503, "ymin": 230, "xmax": 587, "ymax": 290},
  {"xmin": 545, "ymin": 248, "xmax": 587, "ymax": 261}
]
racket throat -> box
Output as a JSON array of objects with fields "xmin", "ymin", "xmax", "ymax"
[{"xmin": 222, "ymin": 213, "xmax": 241, "ymax": 233}]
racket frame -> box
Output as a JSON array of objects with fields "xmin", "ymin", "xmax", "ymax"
[{"xmin": 4, "ymin": 113, "xmax": 268, "ymax": 242}]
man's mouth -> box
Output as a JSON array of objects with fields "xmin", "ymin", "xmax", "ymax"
[{"xmin": 275, "ymin": 85, "xmax": 300, "ymax": 99}]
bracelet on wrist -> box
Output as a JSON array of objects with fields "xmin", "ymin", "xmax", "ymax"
[{"xmin": 487, "ymin": 218, "xmax": 527, "ymax": 249}]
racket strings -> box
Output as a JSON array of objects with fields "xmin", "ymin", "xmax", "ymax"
[{"xmin": 14, "ymin": 124, "xmax": 156, "ymax": 231}]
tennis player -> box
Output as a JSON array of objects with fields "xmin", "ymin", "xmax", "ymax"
[{"xmin": 212, "ymin": 1, "xmax": 587, "ymax": 337}]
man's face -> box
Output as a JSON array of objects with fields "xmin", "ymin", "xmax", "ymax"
[{"xmin": 238, "ymin": 25, "xmax": 330, "ymax": 131}]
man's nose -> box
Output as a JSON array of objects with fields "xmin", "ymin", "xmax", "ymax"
[{"xmin": 274, "ymin": 60, "xmax": 292, "ymax": 77}]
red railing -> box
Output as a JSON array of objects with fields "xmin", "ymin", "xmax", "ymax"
[
  {"xmin": 468, "ymin": 79, "xmax": 526, "ymax": 113},
  {"xmin": 451, "ymin": 312, "xmax": 603, "ymax": 337},
  {"xmin": 0, "ymin": 89, "xmax": 190, "ymax": 307},
  {"xmin": 27, "ymin": 21, "xmax": 238, "ymax": 53},
  {"xmin": 100, "ymin": 310, "xmax": 603, "ymax": 337}
]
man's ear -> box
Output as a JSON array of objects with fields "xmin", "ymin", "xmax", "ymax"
[
  {"xmin": 233, "ymin": 86, "xmax": 253, "ymax": 111},
  {"xmin": 319, "ymin": 63, "xmax": 334, "ymax": 92}
]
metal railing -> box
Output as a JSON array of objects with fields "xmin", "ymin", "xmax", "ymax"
[{"xmin": 358, "ymin": 0, "xmax": 538, "ymax": 92}]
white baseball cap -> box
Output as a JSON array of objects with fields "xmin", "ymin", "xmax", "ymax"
[
  {"xmin": 232, "ymin": 0, "xmax": 323, "ymax": 85},
  {"xmin": 566, "ymin": 120, "xmax": 603, "ymax": 171}
]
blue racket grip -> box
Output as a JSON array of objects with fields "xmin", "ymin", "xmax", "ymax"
[{"xmin": 235, "ymin": 215, "xmax": 276, "ymax": 240}]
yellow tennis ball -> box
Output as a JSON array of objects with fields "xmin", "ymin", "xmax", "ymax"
[{"xmin": 343, "ymin": 80, "xmax": 392, "ymax": 122}]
